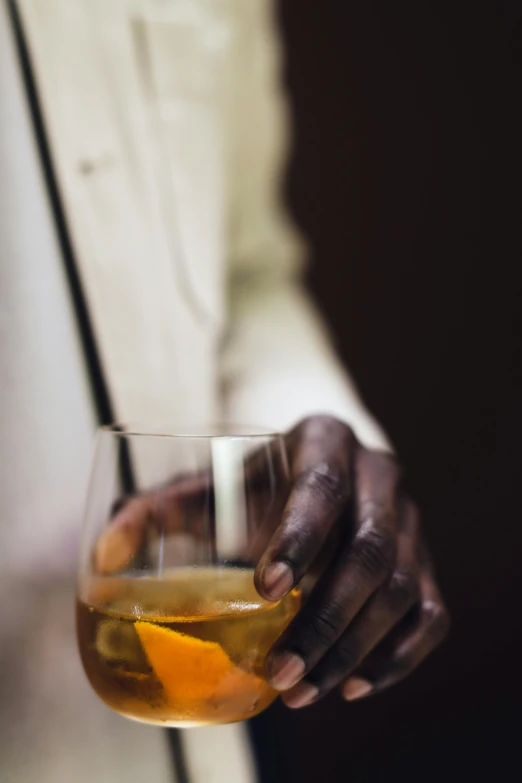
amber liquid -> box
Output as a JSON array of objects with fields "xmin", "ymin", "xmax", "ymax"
[{"xmin": 77, "ymin": 568, "xmax": 300, "ymax": 727}]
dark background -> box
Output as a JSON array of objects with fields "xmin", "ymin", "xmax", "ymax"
[{"xmin": 251, "ymin": 2, "xmax": 522, "ymax": 781}]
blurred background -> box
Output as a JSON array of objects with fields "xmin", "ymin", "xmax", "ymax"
[{"xmin": 250, "ymin": 1, "xmax": 522, "ymax": 781}]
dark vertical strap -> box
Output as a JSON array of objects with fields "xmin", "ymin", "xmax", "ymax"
[
  {"xmin": 248, "ymin": 704, "xmax": 288, "ymax": 783},
  {"xmin": 7, "ymin": 0, "xmax": 113, "ymax": 428},
  {"xmin": 7, "ymin": 3, "xmax": 191, "ymax": 780},
  {"xmin": 167, "ymin": 729, "xmax": 191, "ymax": 783}
]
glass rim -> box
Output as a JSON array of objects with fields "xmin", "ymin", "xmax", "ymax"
[{"xmin": 99, "ymin": 422, "xmax": 282, "ymax": 440}]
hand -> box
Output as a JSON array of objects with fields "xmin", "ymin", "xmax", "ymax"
[
  {"xmin": 256, "ymin": 415, "xmax": 449, "ymax": 707},
  {"xmin": 94, "ymin": 415, "xmax": 449, "ymax": 707}
]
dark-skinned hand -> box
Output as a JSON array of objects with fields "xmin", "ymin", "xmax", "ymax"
[{"xmin": 95, "ymin": 415, "xmax": 449, "ymax": 707}]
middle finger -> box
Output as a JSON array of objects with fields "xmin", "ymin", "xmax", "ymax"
[{"xmin": 266, "ymin": 447, "xmax": 400, "ymax": 692}]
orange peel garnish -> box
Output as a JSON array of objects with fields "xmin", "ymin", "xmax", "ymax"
[{"xmin": 135, "ymin": 622, "xmax": 249, "ymax": 705}]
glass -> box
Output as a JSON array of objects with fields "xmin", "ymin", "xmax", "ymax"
[{"xmin": 76, "ymin": 424, "xmax": 300, "ymax": 727}]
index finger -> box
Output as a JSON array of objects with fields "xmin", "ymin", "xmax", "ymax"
[{"xmin": 255, "ymin": 417, "xmax": 354, "ymax": 601}]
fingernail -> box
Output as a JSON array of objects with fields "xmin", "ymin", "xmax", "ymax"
[
  {"xmin": 262, "ymin": 561, "xmax": 294, "ymax": 600},
  {"xmin": 283, "ymin": 682, "xmax": 319, "ymax": 709},
  {"xmin": 343, "ymin": 677, "xmax": 373, "ymax": 701},
  {"xmin": 269, "ymin": 653, "xmax": 305, "ymax": 691}
]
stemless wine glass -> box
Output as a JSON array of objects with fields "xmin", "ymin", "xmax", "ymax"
[{"xmin": 76, "ymin": 424, "xmax": 300, "ymax": 727}]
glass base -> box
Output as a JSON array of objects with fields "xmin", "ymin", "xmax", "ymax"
[{"xmin": 119, "ymin": 710, "xmax": 252, "ymax": 729}]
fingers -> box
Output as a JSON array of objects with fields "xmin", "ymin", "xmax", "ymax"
[
  {"xmin": 95, "ymin": 435, "xmax": 289, "ymax": 577},
  {"xmin": 265, "ymin": 444, "xmax": 401, "ymax": 692},
  {"xmin": 256, "ymin": 463, "xmax": 350, "ymax": 600},
  {"xmin": 283, "ymin": 577, "xmax": 418, "ymax": 708},
  {"xmin": 281, "ymin": 497, "xmax": 419, "ymax": 707},
  {"xmin": 250, "ymin": 413, "xmax": 446, "ymax": 708},
  {"xmin": 94, "ymin": 471, "xmax": 213, "ymax": 574},
  {"xmin": 256, "ymin": 416, "xmax": 355, "ymax": 601},
  {"xmin": 352, "ymin": 447, "xmax": 401, "ymax": 574},
  {"xmin": 95, "ymin": 495, "xmax": 152, "ymax": 574},
  {"xmin": 343, "ymin": 570, "xmax": 450, "ymax": 701}
]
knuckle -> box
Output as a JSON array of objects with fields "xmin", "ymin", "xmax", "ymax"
[
  {"xmin": 298, "ymin": 464, "xmax": 349, "ymax": 506},
  {"xmin": 359, "ymin": 497, "xmax": 396, "ymax": 530},
  {"xmin": 306, "ymin": 602, "xmax": 346, "ymax": 648},
  {"xmin": 422, "ymin": 598, "xmax": 444, "ymax": 624},
  {"xmin": 423, "ymin": 600, "xmax": 451, "ymax": 641},
  {"xmin": 387, "ymin": 569, "xmax": 420, "ymax": 609},
  {"xmin": 353, "ymin": 523, "xmax": 397, "ymax": 578}
]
